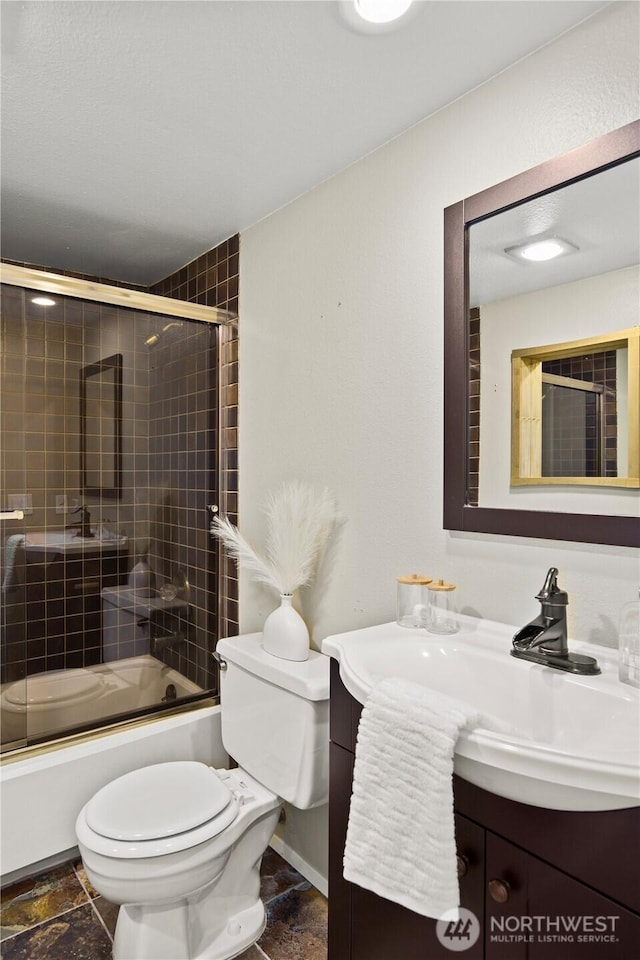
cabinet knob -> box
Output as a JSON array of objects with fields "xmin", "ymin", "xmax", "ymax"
[
  {"xmin": 488, "ymin": 878, "xmax": 511, "ymax": 903},
  {"xmin": 456, "ymin": 855, "xmax": 469, "ymax": 879}
]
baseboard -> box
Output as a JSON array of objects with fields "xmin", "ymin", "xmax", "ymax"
[
  {"xmin": 269, "ymin": 834, "xmax": 328, "ymax": 898},
  {"xmin": 2, "ymin": 845, "xmax": 80, "ymax": 887}
]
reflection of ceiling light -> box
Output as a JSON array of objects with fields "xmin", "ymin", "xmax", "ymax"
[
  {"xmin": 354, "ymin": 0, "xmax": 413, "ymax": 24},
  {"xmin": 505, "ymin": 237, "xmax": 579, "ymax": 263},
  {"xmin": 31, "ymin": 296, "xmax": 56, "ymax": 306}
]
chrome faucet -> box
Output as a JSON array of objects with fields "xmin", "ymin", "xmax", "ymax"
[{"xmin": 511, "ymin": 568, "xmax": 600, "ymax": 675}]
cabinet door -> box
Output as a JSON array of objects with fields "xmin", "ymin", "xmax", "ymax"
[
  {"xmin": 485, "ymin": 833, "xmax": 533, "ymax": 960},
  {"xmin": 350, "ymin": 814, "xmax": 484, "ymax": 960},
  {"xmin": 486, "ymin": 832, "xmax": 640, "ymax": 960}
]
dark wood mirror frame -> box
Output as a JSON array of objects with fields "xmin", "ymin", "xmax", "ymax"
[
  {"xmin": 443, "ymin": 120, "xmax": 640, "ymax": 548},
  {"xmin": 80, "ymin": 353, "xmax": 123, "ymax": 500}
]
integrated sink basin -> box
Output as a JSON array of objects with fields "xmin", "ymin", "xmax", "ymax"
[{"xmin": 323, "ymin": 615, "xmax": 640, "ymax": 812}]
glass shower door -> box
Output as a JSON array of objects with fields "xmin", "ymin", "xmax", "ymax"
[
  {"xmin": 1, "ymin": 280, "xmax": 221, "ymax": 752},
  {"xmin": 0, "ymin": 509, "xmax": 29, "ymax": 750},
  {"xmin": 1, "ymin": 282, "xmax": 29, "ymax": 749}
]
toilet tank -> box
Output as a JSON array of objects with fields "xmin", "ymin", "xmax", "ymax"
[{"xmin": 216, "ymin": 633, "xmax": 330, "ymax": 809}]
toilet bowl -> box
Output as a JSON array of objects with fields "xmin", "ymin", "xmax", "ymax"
[
  {"xmin": 77, "ymin": 763, "xmax": 281, "ymax": 960},
  {"xmin": 76, "ymin": 633, "xmax": 329, "ymax": 960}
]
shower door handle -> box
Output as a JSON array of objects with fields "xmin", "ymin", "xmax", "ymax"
[{"xmin": 0, "ymin": 510, "xmax": 24, "ymax": 520}]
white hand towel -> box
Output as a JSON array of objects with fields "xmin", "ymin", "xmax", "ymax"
[{"xmin": 343, "ymin": 676, "xmax": 490, "ymax": 920}]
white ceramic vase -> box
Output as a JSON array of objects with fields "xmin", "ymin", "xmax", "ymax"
[{"xmin": 262, "ymin": 594, "xmax": 310, "ymax": 661}]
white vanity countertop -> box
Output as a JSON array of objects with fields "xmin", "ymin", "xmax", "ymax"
[{"xmin": 323, "ymin": 615, "xmax": 640, "ymax": 813}]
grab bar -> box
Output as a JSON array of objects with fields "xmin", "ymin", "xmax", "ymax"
[{"xmin": 0, "ymin": 510, "xmax": 24, "ymax": 520}]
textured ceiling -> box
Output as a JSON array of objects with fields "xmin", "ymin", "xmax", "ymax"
[{"xmin": 0, "ymin": 0, "xmax": 608, "ymax": 285}]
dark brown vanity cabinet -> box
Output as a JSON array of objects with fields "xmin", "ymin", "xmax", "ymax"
[{"xmin": 328, "ymin": 661, "xmax": 640, "ymax": 960}]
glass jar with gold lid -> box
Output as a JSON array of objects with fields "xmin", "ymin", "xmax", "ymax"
[
  {"xmin": 396, "ymin": 574, "xmax": 432, "ymax": 628},
  {"xmin": 426, "ymin": 579, "xmax": 458, "ymax": 635}
]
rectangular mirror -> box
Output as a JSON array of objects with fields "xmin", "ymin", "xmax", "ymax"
[
  {"xmin": 444, "ymin": 120, "xmax": 640, "ymax": 547},
  {"xmin": 80, "ymin": 353, "xmax": 123, "ymax": 499}
]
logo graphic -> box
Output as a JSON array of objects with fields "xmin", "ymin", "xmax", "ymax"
[{"xmin": 436, "ymin": 908, "xmax": 481, "ymax": 952}]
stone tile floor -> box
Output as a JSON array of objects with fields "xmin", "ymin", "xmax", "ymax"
[{"xmin": 0, "ymin": 848, "xmax": 327, "ymax": 960}]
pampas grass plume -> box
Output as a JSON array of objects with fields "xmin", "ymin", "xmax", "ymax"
[
  {"xmin": 264, "ymin": 481, "xmax": 338, "ymax": 594},
  {"xmin": 211, "ymin": 515, "xmax": 283, "ymax": 594},
  {"xmin": 211, "ymin": 481, "xmax": 340, "ymax": 596}
]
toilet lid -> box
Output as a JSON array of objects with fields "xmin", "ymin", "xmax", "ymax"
[{"xmin": 85, "ymin": 762, "xmax": 232, "ymax": 841}]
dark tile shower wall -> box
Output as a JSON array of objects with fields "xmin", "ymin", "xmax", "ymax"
[
  {"xmin": 144, "ymin": 320, "xmax": 218, "ymax": 686},
  {"xmin": 150, "ymin": 235, "xmax": 239, "ymax": 639}
]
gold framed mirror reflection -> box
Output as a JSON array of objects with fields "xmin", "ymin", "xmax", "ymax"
[{"xmin": 511, "ymin": 328, "xmax": 639, "ymax": 487}]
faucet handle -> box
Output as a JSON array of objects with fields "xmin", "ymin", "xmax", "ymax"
[{"xmin": 536, "ymin": 567, "xmax": 568, "ymax": 605}]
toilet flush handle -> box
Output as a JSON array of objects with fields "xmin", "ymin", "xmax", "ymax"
[{"xmin": 212, "ymin": 650, "xmax": 227, "ymax": 671}]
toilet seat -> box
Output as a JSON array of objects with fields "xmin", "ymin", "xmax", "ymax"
[
  {"xmin": 87, "ymin": 762, "xmax": 231, "ymax": 840},
  {"xmin": 78, "ymin": 762, "xmax": 240, "ymax": 859}
]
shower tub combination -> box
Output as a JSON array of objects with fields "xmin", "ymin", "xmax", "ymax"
[
  {"xmin": 0, "ymin": 620, "xmax": 225, "ymax": 882},
  {"xmin": 0, "ymin": 264, "xmax": 235, "ymax": 881},
  {"xmin": 1, "ymin": 691, "xmax": 224, "ymax": 881},
  {"xmin": 0, "ymin": 655, "xmax": 202, "ymax": 743},
  {"xmin": 0, "ymin": 651, "xmax": 224, "ymax": 882}
]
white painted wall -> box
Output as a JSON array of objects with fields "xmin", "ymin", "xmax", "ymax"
[
  {"xmin": 238, "ymin": 4, "xmax": 640, "ymax": 886},
  {"xmin": 479, "ymin": 265, "xmax": 639, "ymax": 513}
]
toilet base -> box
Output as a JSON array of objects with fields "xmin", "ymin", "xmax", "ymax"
[{"xmin": 114, "ymin": 898, "xmax": 266, "ymax": 960}]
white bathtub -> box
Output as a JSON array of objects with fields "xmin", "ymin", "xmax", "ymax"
[
  {"xmin": 1, "ymin": 655, "xmax": 202, "ymax": 743},
  {"xmin": 0, "ymin": 661, "xmax": 226, "ymax": 881}
]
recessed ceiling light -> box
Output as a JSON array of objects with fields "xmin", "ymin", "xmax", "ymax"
[
  {"xmin": 504, "ymin": 237, "xmax": 579, "ymax": 263},
  {"xmin": 339, "ymin": 0, "xmax": 416, "ymax": 32},
  {"xmin": 31, "ymin": 296, "xmax": 57, "ymax": 306},
  {"xmin": 354, "ymin": 0, "xmax": 413, "ymax": 24}
]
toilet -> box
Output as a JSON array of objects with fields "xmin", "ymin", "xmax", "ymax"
[{"xmin": 75, "ymin": 633, "xmax": 329, "ymax": 960}]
